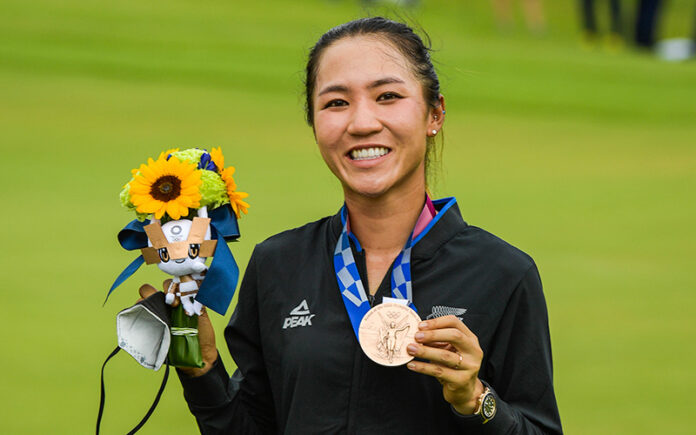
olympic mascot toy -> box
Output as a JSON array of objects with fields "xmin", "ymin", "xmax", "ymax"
[{"xmin": 97, "ymin": 147, "xmax": 248, "ymax": 433}]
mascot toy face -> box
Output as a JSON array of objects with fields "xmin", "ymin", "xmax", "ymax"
[
  {"xmin": 141, "ymin": 216, "xmax": 217, "ymax": 273},
  {"xmin": 148, "ymin": 218, "xmax": 212, "ymax": 276}
]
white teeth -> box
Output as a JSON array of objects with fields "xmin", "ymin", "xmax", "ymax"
[{"xmin": 350, "ymin": 147, "xmax": 389, "ymax": 161}]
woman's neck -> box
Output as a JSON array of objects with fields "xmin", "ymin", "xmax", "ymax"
[{"xmin": 344, "ymin": 185, "xmax": 426, "ymax": 253}]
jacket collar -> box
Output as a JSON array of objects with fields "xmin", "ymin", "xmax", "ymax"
[{"xmin": 329, "ymin": 197, "xmax": 467, "ymax": 260}]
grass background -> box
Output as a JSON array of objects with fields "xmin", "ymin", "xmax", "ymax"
[{"xmin": 1, "ymin": 0, "xmax": 695, "ymax": 433}]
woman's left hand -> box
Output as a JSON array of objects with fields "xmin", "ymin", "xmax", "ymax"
[{"xmin": 406, "ymin": 315, "xmax": 485, "ymax": 415}]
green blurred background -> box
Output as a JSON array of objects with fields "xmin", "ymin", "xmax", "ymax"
[{"xmin": 2, "ymin": 0, "xmax": 695, "ymax": 433}]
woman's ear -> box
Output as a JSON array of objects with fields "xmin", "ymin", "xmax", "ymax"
[{"xmin": 427, "ymin": 94, "xmax": 446, "ymax": 137}]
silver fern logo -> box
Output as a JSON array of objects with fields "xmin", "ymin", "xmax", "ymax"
[{"xmin": 426, "ymin": 305, "xmax": 467, "ymax": 321}]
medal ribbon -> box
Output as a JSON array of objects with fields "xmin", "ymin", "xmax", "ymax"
[{"xmin": 333, "ymin": 209, "xmax": 417, "ymax": 340}]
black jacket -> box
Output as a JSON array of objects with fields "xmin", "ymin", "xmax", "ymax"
[{"xmin": 179, "ymin": 198, "xmax": 563, "ymax": 434}]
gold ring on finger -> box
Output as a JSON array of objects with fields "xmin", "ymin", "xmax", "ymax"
[{"xmin": 454, "ymin": 353, "xmax": 463, "ymax": 370}]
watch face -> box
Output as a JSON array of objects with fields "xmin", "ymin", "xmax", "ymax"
[{"xmin": 482, "ymin": 394, "xmax": 497, "ymax": 420}]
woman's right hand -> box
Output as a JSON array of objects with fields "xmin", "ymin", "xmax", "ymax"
[{"xmin": 138, "ymin": 280, "xmax": 219, "ymax": 377}]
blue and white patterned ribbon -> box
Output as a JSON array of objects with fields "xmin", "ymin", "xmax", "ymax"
[{"xmin": 334, "ymin": 209, "xmax": 417, "ymax": 340}]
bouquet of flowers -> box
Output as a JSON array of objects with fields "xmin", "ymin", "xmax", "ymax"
[{"xmin": 106, "ymin": 147, "xmax": 248, "ymax": 369}]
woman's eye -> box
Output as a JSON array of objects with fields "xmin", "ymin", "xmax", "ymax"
[
  {"xmin": 323, "ymin": 99, "xmax": 348, "ymax": 109},
  {"xmin": 377, "ymin": 92, "xmax": 402, "ymax": 101}
]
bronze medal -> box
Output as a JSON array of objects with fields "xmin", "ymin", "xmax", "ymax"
[{"xmin": 358, "ymin": 303, "xmax": 421, "ymax": 367}]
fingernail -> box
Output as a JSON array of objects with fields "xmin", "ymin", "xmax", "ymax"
[
  {"xmin": 407, "ymin": 362, "xmax": 415, "ymax": 369},
  {"xmin": 407, "ymin": 344, "xmax": 418, "ymax": 354},
  {"xmin": 415, "ymin": 332, "xmax": 424, "ymax": 340},
  {"xmin": 419, "ymin": 322, "xmax": 428, "ymax": 329}
]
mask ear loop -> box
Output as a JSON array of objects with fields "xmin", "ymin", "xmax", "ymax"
[{"xmin": 96, "ymin": 347, "xmax": 170, "ymax": 435}]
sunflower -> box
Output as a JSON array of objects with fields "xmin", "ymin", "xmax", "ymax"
[
  {"xmin": 220, "ymin": 166, "xmax": 250, "ymax": 218},
  {"xmin": 157, "ymin": 147, "xmax": 180, "ymax": 161},
  {"xmin": 210, "ymin": 147, "xmax": 249, "ymax": 218},
  {"xmin": 128, "ymin": 156, "xmax": 202, "ymax": 220},
  {"xmin": 209, "ymin": 147, "xmax": 225, "ymax": 172}
]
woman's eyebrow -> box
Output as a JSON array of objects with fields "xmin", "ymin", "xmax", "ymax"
[
  {"xmin": 318, "ymin": 77, "xmax": 405, "ymax": 96},
  {"xmin": 318, "ymin": 84, "xmax": 349, "ymax": 96},
  {"xmin": 369, "ymin": 77, "xmax": 405, "ymax": 88}
]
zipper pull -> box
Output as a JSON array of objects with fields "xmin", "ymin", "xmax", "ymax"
[{"xmin": 368, "ymin": 294, "xmax": 375, "ymax": 307}]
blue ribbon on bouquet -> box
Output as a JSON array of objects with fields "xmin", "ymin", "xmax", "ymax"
[{"xmin": 105, "ymin": 204, "xmax": 240, "ymax": 316}]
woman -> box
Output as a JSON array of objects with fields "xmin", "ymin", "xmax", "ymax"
[{"xmin": 141, "ymin": 17, "xmax": 562, "ymax": 434}]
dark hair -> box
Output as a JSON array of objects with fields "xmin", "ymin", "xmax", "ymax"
[{"xmin": 304, "ymin": 17, "xmax": 443, "ymax": 186}]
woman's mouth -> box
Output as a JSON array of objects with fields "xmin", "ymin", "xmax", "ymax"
[{"xmin": 349, "ymin": 146, "xmax": 390, "ymax": 161}]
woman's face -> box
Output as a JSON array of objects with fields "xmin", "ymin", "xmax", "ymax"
[{"xmin": 312, "ymin": 36, "xmax": 442, "ymax": 199}]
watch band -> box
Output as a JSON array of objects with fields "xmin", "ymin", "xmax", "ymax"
[{"xmin": 474, "ymin": 386, "xmax": 497, "ymax": 424}]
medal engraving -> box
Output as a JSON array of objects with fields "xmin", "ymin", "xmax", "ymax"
[{"xmin": 358, "ymin": 303, "xmax": 421, "ymax": 366}]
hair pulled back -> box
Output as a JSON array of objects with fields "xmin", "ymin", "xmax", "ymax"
[{"xmin": 304, "ymin": 17, "xmax": 441, "ymax": 127}]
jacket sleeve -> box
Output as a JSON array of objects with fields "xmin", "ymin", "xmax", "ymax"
[
  {"xmin": 177, "ymin": 248, "xmax": 278, "ymax": 434},
  {"xmin": 453, "ymin": 263, "xmax": 563, "ymax": 434}
]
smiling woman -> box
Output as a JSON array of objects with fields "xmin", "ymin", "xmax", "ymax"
[
  {"xmin": 165, "ymin": 17, "xmax": 563, "ymax": 434},
  {"xmin": 312, "ymin": 36, "xmax": 440, "ymax": 202},
  {"xmin": 305, "ymin": 18, "xmax": 444, "ymax": 193}
]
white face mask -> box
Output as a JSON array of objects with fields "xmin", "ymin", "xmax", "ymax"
[{"xmin": 116, "ymin": 291, "xmax": 171, "ymax": 370}]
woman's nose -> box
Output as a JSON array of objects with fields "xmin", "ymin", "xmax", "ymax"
[{"xmin": 346, "ymin": 101, "xmax": 382, "ymax": 136}]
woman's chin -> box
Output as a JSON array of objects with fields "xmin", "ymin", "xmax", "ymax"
[
  {"xmin": 342, "ymin": 177, "xmax": 402, "ymax": 200},
  {"xmin": 341, "ymin": 170, "xmax": 425, "ymax": 201},
  {"xmin": 343, "ymin": 182, "xmax": 388, "ymax": 199}
]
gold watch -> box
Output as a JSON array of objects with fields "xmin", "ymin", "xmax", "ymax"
[{"xmin": 474, "ymin": 387, "xmax": 497, "ymax": 424}]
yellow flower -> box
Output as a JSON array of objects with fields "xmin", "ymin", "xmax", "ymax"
[
  {"xmin": 158, "ymin": 148, "xmax": 180, "ymax": 161},
  {"xmin": 128, "ymin": 156, "xmax": 202, "ymax": 220},
  {"xmin": 220, "ymin": 166, "xmax": 250, "ymax": 218},
  {"xmin": 128, "ymin": 148, "xmax": 177, "ymax": 180},
  {"xmin": 210, "ymin": 147, "xmax": 249, "ymax": 218},
  {"xmin": 210, "ymin": 147, "xmax": 225, "ymax": 172}
]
